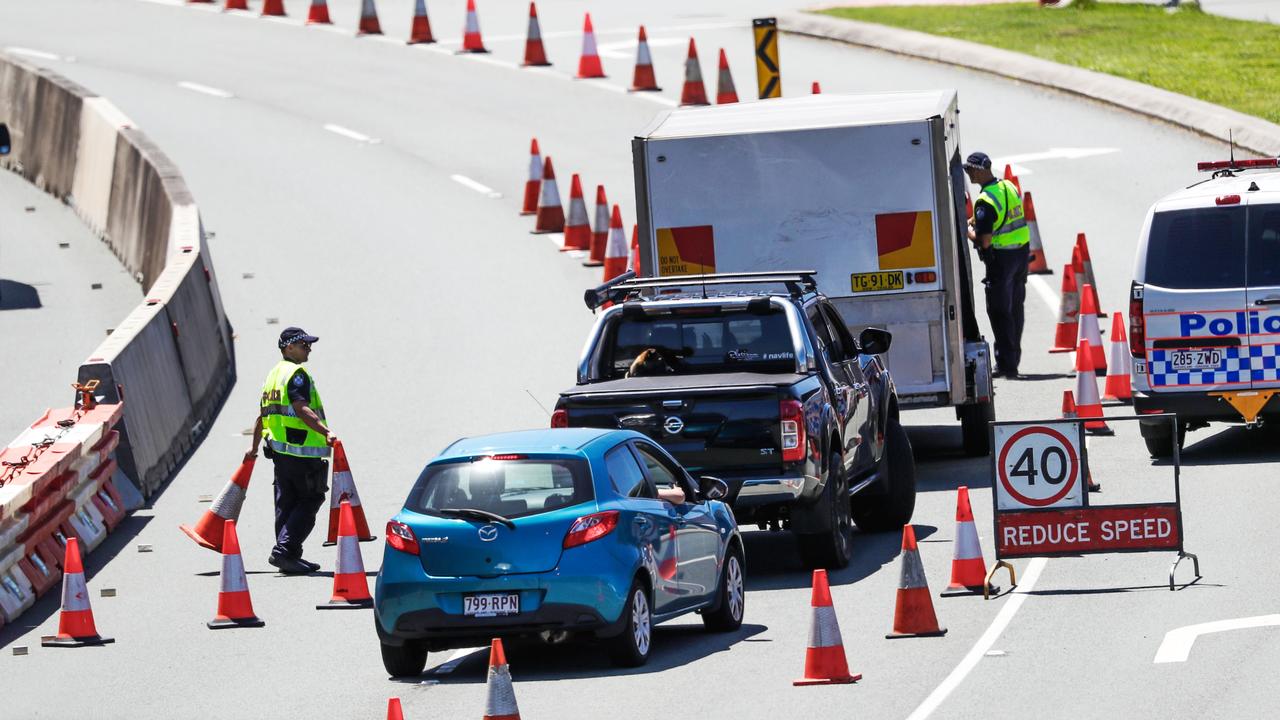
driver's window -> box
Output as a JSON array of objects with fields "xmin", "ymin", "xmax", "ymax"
[
  {"xmin": 633, "ymin": 443, "xmax": 681, "ymax": 489},
  {"xmin": 821, "ymin": 305, "xmax": 858, "ymax": 361},
  {"xmin": 605, "ymin": 446, "xmax": 654, "ymax": 498}
]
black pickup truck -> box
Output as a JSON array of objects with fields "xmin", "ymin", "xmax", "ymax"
[{"xmin": 552, "ymin": 272, "xmax": 916, "ymax": 569}]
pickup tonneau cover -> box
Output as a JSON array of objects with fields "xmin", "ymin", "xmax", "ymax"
[{"xmin": 561, "ymin": 372, "xmax": 808, "ymax": 396}]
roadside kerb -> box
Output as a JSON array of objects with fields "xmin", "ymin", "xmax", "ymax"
[{"xmin": 777, "ymin": 10, "xmax": 1280, "ymax": 156}]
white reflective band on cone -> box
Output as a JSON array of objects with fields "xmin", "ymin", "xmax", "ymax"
[
  {"xmin": 582, "ymin": 32, "xmax": 598, "ymax": 57},
  {"xmin": 221, "ymin": 554, "xmax": 248, "ymax": 593},
  {"xmin": 808, "ymin": 605, "xmax": 844, "ymax": 648},
  {"xmin": 528, "ymin": 17, "xmax": 542, "ymax": 41},
  {"xmin": 540, "ymin": 179, "xmax": 559, "ymax": 207},
  {"xmin": 485, "ymin": 665, "xmax": 520, "ymax": 716},
  {"xmin": 686, "ymin": 57, "xmax": 703, "ymax": 82},
  {"xmin": 466, "ymin": 11, "xmax": 480, "ymax": 33},
  {"xmin": 62, "ymin": 573, "xmax": 91, "ymax": 612},
  {"xmin": 330, "ymin": 471, "xmax": 362, "ymax": 509},
  {"xmin": 900, "ymin": 550, "xmax": 928, "ymax": 590},
  {"xmin": 567, "ymin": 198, "xmax": 589, "ymax": 225},
  {"xmin": 527, "ymin": 155, "xmax": 542, "ymax": 180},
  {"xmin": 955, "ymin": 521, "xmax": 982, "ymax": 560},
  {"xmin": 210, "ymin": 481, "xmax": 247, "ymax": 520},
  {"xmin": 637, "ymin": 41, "xmax": 652, "ymax": 66},
  {"xmin": 338, "ymin": 535, "xmax": 365, "ymax": 573}
]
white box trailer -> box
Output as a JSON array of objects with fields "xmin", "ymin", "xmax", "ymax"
[{"xmin": 631, "ymin": 91, "xmax": 995, "ymax": 455}]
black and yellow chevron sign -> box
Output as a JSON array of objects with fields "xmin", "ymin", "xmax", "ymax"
[{"xmin": 753, "ymin": 17, "xmax": 781, "ymax": 99}]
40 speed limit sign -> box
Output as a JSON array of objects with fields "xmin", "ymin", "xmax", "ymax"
[{"xmin": 992, "ymin": 421, "xmax": 1085, "ymax": 511}]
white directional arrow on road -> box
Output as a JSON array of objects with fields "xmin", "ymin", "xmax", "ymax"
[
  {"xmin": 994, "ymin": 147, "xmax": 1121, "ymax": 176},
  {"xmin": 1153, "ymin": 614, "xmax": 1280, "ymax": 663}
]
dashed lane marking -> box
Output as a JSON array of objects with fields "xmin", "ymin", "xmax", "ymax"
[
  {"xmin": 1154, "ymin": 614, "xmax": 1280, "ymax": 664},
  {"xmin": 178, "ymin": 81, "xmax": 234, "ymax": 99},
  {"xmin": 1029, "ymin": 275, "xmax": 1060, "ymax": 315},
  {"xmin": 450, "ymin": 174, "xmax": 503, "ymax": 199},
  {"xmin": 322, "ymin": 123, "xmax": 380, "ymax": 144},
  {"xmin": 905, "ymin": 557, "xmax": 1048, "ymax": 720}
]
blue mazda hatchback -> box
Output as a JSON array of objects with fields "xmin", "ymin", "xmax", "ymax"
[{"xmin": 374, "ymin": 428, "xmax": 744, "ymax": 674}]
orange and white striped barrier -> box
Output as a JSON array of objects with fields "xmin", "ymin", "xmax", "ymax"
[
  {"xmin": 357, "ymin": 0, "xmax": 382, "ymax": 36},
  {"xmin": 520, "ymin": 138, "xmax": 541, "ymax": 216},
  {"xmin": 324, "ymin": 441, "xmax": 375, "ymax": 545},
  {"xmin": 1077, "ymin": 283, "xmax": 1107, "ymax": 374},
  {"xmin": 522, "ymin": 2, "xmax": 548, "ymax": 66},
  {"xmin": 1049, "ymin": 262, "xmax": 1080, "ymax": 353},
  {"xmin": 41, "ymin": 537, "xmax": 114, "ymax": 647},
  {"xmin": 531, "ymin": 156, "xmax": 564, "ymax": 234},
  {"xmin": 1074, "ymin": 339, "xmax": 1114, "ymax": 436},
  {"xmin": 317, "ymin": 500, "xmax": 373, "ymax": 609},
  {"xmin": 794, "ymin": 569, "xmax": 860, "ymax": 685},
  {"xmin": 585, "ymin": 185, "xmax": 608, "ymax": 267},
  {"xmin": 305, "ymin": 0, "xmax": 330, "ymax": 24},
  {"xmin": 408, "ymin": 0, "xmax": 434, "ymax": 44},
  {"xmin": 460, "ymin": 0, "xmax": 487, "ymax": 53},
  {"xmin": 941, "ymin": 487, "xmax": 993, "ymax": 596},
  {"xmin": 602, "ymin": 205, "xmax": 629, "ymax": 282},
  {"xmin": 630, "ymin": 26, "xmax": 660, "ymax": 92},
  {"xmin": 680, "ymin": 38, "xmax": 709, "ymax": 107},
  {"xmin": 715, "ymin": 49, "xmax": 738, "ymax": 104},
  {"xmin": 576, "ymin": 13, "xmax": 605, "ymax": 78},
  {"xmin": 207, "ymin": 520, "xmax": 265, "ymax": 629},
  {"xmin": 886, "ymin": 525, "xmax": 946, "ymax": 638},
  {"xmin": 1024, "ymin": 191, "xmax": 1052, "ymax": 275},
  {"xmin": 1103, "ymin": 313, "xmax": 1133, "ymax": 402},
  {"xmin": 484, "ymin": 638, "xmax": 522, "ymax": 719},
  {"xmin": 561, "ymin": 174, "xmax": 591, "ymax": 252},
  {"xmin": 180, "ymin": 457, "xmax": 254, "ymax": 553}
]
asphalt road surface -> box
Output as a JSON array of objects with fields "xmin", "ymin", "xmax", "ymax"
[{"xmin": 2, "ymin": 2, "xmax": 1278, "ymax": 718}]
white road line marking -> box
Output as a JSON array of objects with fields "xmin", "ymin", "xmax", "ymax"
[
  {"xmin": 6, "ymin": 47, "xmax": 61, "ymax": 61},
  {"xmin": 546, "ymin": 234, "xmax": 567, "ymax": 250},
  {"xmin": 1029, "ymin": 275, "xmax": 1060, "ymax": 315},
  {"xmin": 637, "ymin": 93, "xmax": 679, "ymax": 107},
  {"xmin": 178, "ymin": 81, "xmax": 234, "ymax": 99},
  {"xmin": 904, "ymin": 557, "xmax": 1047, "ymax": 720},
  {"xmin": 460, "ymin": 53, "xmax": 519, "ymax": 70},
  {"xmin": 1153, "ymin": 614, "xmax": 1280, "ymax": 664},
  {"xmin": 995, "ymin": 147, "xmax": 1120, "ymax": 176},
  {"xmin": 450, "ymin": 174, "xmax": 503, "ymax": 199},
  {"xmin": 323, "ymin": 123, "xmax": 379, "ymax": 144},
  {"xmin": 430, "ymin": 647, "xmax": 484, "ymax": 675}
]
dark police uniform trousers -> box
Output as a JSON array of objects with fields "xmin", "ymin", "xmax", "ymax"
[
  {"xmin": 983, "ymin": 244, "xmax": 1030, "ymax": 375},
  {"xmin": 270, "ymin": 451, "xmax": 328, "ymax": 560}
]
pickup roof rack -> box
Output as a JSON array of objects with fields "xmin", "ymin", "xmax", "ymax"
[{"xmin": 584, "ymin": 270, "xmax": 819, "ymax": 310}]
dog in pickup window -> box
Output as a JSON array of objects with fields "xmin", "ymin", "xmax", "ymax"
[{"xmin": 627, "ymin": 348, "xmax": 675, "ymax": 378}]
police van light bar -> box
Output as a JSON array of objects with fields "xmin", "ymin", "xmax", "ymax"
[{"xmin": 1196, "ymin": 157, "xmax": 1280, "ymax": 172}]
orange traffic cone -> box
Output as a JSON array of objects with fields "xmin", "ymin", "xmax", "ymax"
[
  {"xmin": 1049, "ymin": 263, "xmax": 1080, "ymax": 353},
  {"xmin": 1075, "ymin": 339, "xmax": 1113, "ymax": 436},
  {"xmin": 715, "ymin": 49, "xmax": 738, "ymax": 104},
  {"xmin": 41, "ymin": 537, "xmax": 114, "ymax": 647},
  {"xmin": 1077, "ymin": 284, "xmax": 1107, "ymax": 374},
  {"xmin": 522, "ymin": 2, "xmax": 549, "ymax": 66},
  {"xmin": 1024, "ymin": 192, "xmax": 1052, "ymax": 275},
  {"xmin": 886, "ymin": 525, "xmax": 947, "ymax": 638},
  {"xmin": 1076, "ymin": 233, "xmax": 1103, "ymax": 317},
  {"xmin": 584, "ymin": 185, "xmax": 608, "ymax": 267},
  {"xmin": 680, "ymin": 38, "xmax": 709, "ymax": 107},
  {"xmin": 207, "ymin": 520, "xmax": 265, "ymax": 629},
  {"xmin": 520, "ymin": 138, "xmax": 541, "ymax": 216},
  {"xmin": 305, "ymin": 0, "xmax": 330, "ymax": 24},
  {"xmin": 356, "ymin": 0, "xmax": 381, "ymax": 35},
  {"xmin": 261, "ymin": 0, "xmax": 285, "ymax": 17},
  {"xmin": 317, "ymin": 500, "xmax": 373, "ymax": 609},
  {"xmin": 180, "ymin": 457, "xmax": 254, "ymax": 553},
  {"xmin": 531, "ymin": 156, "xmax": 564, "ymax": 234},
  {"xmin": 793, "ymin": 569, "xmax": 860, "ymax": 685},
  {"xmin": 603, "ymin": 205, "xmax": 629, "ymax": 282},
  {"xmin": 577, "ymin": 13, "xmax": 605, "ymax": 78},
  {"xmin": 1103, "ymin": 313, "xmax": 1132, "ymax": 402},
  {"xmin": 483, "ymin": 638, "xmax": 521, "ymax": 719},
  {"xmin": 630, "ymin": 26, "xmax": 660, "ymax": 92},
  {"xmin": 629, "ymin": 224, "xmax": 641, "ymax": 276},
  {"xmin": 941, "ymin": 487, "xmax": 993, "ymax": 596},
  {"xmin": 812, "ymin": 81, "xmax": 821, "ymax": 94},
  {"xmin": 460, "ymin": 0, "xmax": 487, "ymax": 53},
  {"xmin": 224, "ymin": 0, "xmax": 249, "ymax": 11},
  {"xmin": 387, "ymin": 698, "xmax": 405, "ymax": 720},
  {"xmin": 324, "ymin": 441, "xmax": 375, "ymax": 546},
  {"xmin": 1002, "ymin": 164, "xmax": 1021, "ymax": 194},
  {"xmin": 1062, "ymin": 389, "xmax": 1077, "ymax": 419},
  {"xmin": 408, "ymin": 0, "xmax": 434, "ymax": 44},
  {"xmin": 562, "ymin": 174, "xmax": 591, "ymax": 252}
]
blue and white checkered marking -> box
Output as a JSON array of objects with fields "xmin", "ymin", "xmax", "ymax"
[{"xmin": 1148, "ymin": 343, "xmax": 1280, "ymax": 387}]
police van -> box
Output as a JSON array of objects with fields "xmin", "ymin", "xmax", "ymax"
[{"xmin": 1130, "ymin": 157, "xmax": 1280, "ymax": 456}]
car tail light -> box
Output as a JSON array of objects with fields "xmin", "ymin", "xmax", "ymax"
[
  {"xmin": 563, "ymin": 510, "xmax": 619, "ymax": 549},
  {"xmin": 485, "ymin": 454, "xmax": 526, "ymax": 461},
  {"xmin": 780, "ymin": 399, "xmax": 806, "ymax": 463},
  {"xmin": 1129, "ymin": 282, "xmax": 1146, "ymax": 360},
  {"xmin": 386, "ymin": 520, "xmax": 419, "ymax": 556},
  {"xmin": 1216, "ymin": 194, "xmax": 1241, "ymax": 205},
  {"xmin": 911, "ymin": 271, "xmax": 937, "ymax": 284},
  {"xmin": 550, "ymin": 408, "xmax": 568, "ymax": 428}
]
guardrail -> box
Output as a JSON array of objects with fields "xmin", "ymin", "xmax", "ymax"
[{"xmin": 0, "ymin": 53, "xmax": 234, "ymax": 627}]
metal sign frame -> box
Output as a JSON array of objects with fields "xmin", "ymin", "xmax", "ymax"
[{"xmin": 984, "ymin": 413, "xmax": 1199, "ymax": 597}]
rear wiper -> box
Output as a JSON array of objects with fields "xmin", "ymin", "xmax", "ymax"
[{"xmin": 439, "ymin": 508, "xmax": 516, "ymax": 529}]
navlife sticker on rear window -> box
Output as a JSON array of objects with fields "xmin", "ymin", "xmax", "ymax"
[{"xmin": 657, "ymin": 225, "xmax": 716, "ymax": 276}]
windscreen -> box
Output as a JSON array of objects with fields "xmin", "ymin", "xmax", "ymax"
[
  {"xmin": 1145, "ymin": 207, "xmax": 1245, "ymax": 289},
  {"xmin": 604, "ymin": 309, "xmax": 796, "ymax": 379},
  {"xmin": 409, "ymin": 458, "xmax": 592, "ymax": 519}
]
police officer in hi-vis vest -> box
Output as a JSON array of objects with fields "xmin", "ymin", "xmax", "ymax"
[
  {"xmin": 246, "ymin": 327, "xmax": 336, "ymax": 575},
  {"xmin": 964, "ymin": 151, "xmax": 1030, "ymax": 379}
]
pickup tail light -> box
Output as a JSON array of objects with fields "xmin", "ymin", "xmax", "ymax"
[
  {"xmin": 563, "ymin": 510, "xmax": 619, "ymax": 549},
  {"xmin": 1129, "ymin": 282, "xmax": 1146, "ymax": 360},
  {"xmin": 386, "ymin": 520, "xmax": 419, "ymax": 556},
  {"xmin": 550, "ymin": 408, "xmax": 568, "ymax": 428},
  {"xmin": 780, "ymin": 399, "xmax": 807, "ymax": 463}
]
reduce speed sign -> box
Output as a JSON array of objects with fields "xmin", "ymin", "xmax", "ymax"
[{"xmin": 993, "ymin": 421, "xmax": 1084, "ymax": 511}]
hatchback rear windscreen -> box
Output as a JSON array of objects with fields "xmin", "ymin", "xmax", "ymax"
[
  {"xmin": 409, "ymin": 457, "xmax": 592, "ymax": 519},
  {"xmin": 605, "ymin": 309, "xmax": 796, "ymax": 379},
  {"xmin": 1145, "ymin": 207, "xmax": 1245, "ymax": 289}
]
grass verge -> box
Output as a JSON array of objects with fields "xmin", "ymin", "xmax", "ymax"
[{"xmin": 820, "ymin": 2, "xmax": 1280, "ymax": 124}]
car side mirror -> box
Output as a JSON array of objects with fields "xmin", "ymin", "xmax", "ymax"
[
  {"xmin": 698, "ymin": 476, "xmax": 728, "ymax": 501},
  {"xmin": 0, "ymin": 123, "xmax": 11, "ymax": 156},
  {"xmin": 858, "ymin": 327, "xmax": 892, "ymax": 356}
]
